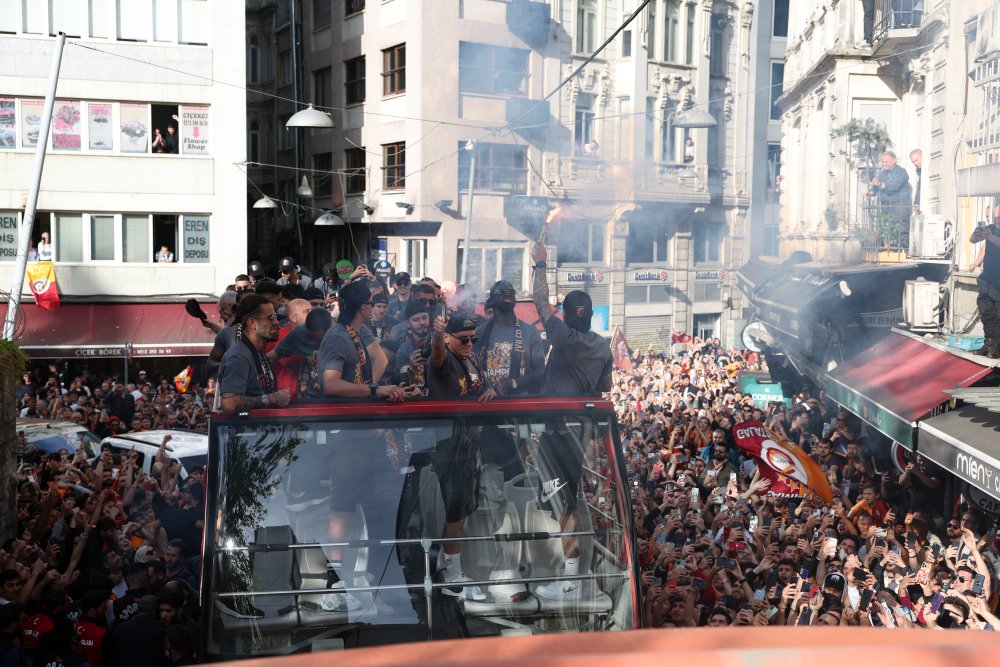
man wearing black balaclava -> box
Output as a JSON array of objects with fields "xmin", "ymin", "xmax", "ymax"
[
  {"xmin": 473, "ymin": 279, "xmax": 544, "ymax": 394},
  {"xmin": 524, "ymin": 240, "xmax": 613, "ymax": 602}
]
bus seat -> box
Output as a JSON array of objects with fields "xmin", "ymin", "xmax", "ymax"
[
  {"xmin": 298, "ymin": 504, "xmax": 370, "ymax": 626},
  {"xmin": 417, "ymin": 467, "xmax": 445, "ymax": 540},
  {"xmin": 216, "ymin": 525, "xmax": 299, "ymax": 633},
  {"xmin": 503, "ymin": 472, "xmax": 539, "ymax": 531},
  {"xmin": 461, "ymin": 503, "xmax": 522, "ymax": 583}
]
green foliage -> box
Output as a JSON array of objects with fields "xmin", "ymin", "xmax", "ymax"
[
  {"xmin": 824, "ymin": 206, "xmax": 838, "ymax": 231},
  {"xmin": 0, "ymin": 340, "xmax": 26, "ymax": 377},
  {"xmin": 831, "ymin": 118, "xmax": 894, "ymax": 169}
]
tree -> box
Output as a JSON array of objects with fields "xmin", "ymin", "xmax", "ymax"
[
  {"xmin": 831, "ymin": 118, "xmax": 894, "ymax": 178},
  {"xmin": 0, "ymin": 340, "xmax": 27, "ymax": 543}
]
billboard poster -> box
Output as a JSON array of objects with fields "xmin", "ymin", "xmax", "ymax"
[
  {"xmin": 21, "ymin": 99, "xmax": 44, "ymax": 148},
  {"xmin": 180, "ymin": 105, "xmax": 208, "ymax": 155},
  {"xmin": 88, "ymin": 102, "xmax": 113, "ymax": 150},
  {"xmin": 52, "ymin": 100, "xmax": 81, "ymax": 150},
  {"xmin": 120, "ymin": 103, "xmax": 149, "ymax": 153},
  {"xmin": 0, "ymin": 98, "xmax": 14, "ymax": 149}
]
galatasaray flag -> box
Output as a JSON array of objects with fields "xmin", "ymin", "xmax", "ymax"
[
  {"xmin": 25, "ymin": 261, "xmax": 60, "ymax": 310},
  {"xmin": 732, "ymin": 420, "xmax": 833, "ymax": 504},
  {"xmin": 611, "ymin": 326, "xmax": 633, "ymax": 373},
  {"xmin": 174, "ymin": 365, "xmax": 193, "ymax": 393}
]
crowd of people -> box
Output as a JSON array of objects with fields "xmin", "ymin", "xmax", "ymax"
[
  {"xmin": 5, "ymin": 241, "xmax": 999, "ymax": 667},
  {"xmin": 613, "ymin": 342, "xmax": 1000, "ymax": 630}
]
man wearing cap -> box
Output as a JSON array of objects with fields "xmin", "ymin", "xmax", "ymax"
[
  {"xmin": 313, "ymin": 262, "xmax": 340, "ymax": 306},
  {"xmin": 429, "ymin": 318, "xmax": 495, "ymax": 402},
  {"xmin": 233, "ymin": 274, "xmax": 253, "ymax": 293},
  {"xmin": 387, "ymin": 272, "xmax": 412, "ymax": 321},
  {"xmin": 247, "ymin": 260, "xmax": 266, "ymax": 284},
  {"xmin": 369, "ymin": 292, "xmax": 398, "ymax": 345},
  {"xmin": 525, "ymin": 241, "xmax": 613, "ymax": 601},
  {"xmin": 474, "ymin": 280, "xmax": 544, "ymax": 395},
  {"xmin": 277, "ymin": 256, "xmax": 311, "ymax": 286}
]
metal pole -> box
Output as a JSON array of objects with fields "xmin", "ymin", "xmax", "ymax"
[
  {"xmin": 289, "ymin": 0, "xmax": 304, "ymax": 261},
  {"xmin": 460, "ymin": 142, "xmax": 476, "ymax": 285},
  {"xmin": 3, "ymin": 33, "xmax": 65, "ymax": 341},
  {"xmin": 123, "ymin": 342, "xmax": 129, "ymax": 387}
]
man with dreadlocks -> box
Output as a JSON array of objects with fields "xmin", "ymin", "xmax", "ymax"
[
  {"xmin": 526, "ymin": 240, "xmax": 613, "ymax": 601},
  {"xmin": 218, "ymin": 293, "xmax": 291, "ymax": 415}
]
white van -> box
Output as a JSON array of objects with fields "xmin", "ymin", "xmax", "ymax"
[{"xmin": 99, "ymin": 430, "xmax": 208, "ymax": 481}]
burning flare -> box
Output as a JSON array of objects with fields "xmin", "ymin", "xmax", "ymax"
[{"xmin": 539, "ymin": 203, "xmax": 564, "ymax": 243}]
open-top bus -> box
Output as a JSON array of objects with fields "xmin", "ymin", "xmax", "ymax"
[{"xmin": 200, "ymin": 397, "xmax": 639, "ymax": 659}]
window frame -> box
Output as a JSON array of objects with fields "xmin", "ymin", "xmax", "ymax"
[
  {"xmin": 663, "ymin": 1, "xmax": 680, "ymax": 63},
  {"xmin": 459, "ymin": 141, "xmax": 528, "ymax": 194},
  {"xmin": 693, "ymin": 225, "xmax": 722, "ymax": 265},
  {"xmin": 458, "ymin": 42, "xmax": 529, "ymax": 96},
  {"xmin": 313, "ymin": 0, "xmax": 331, "ymax": 29},
  {"xmin": 769, "ymin": 61, "xmax": 785, "ymax": 121},
  {"xmin": 575, "ymin": 0, "xmax": 598, "ymax": 54},
  {"xmin": 382, "ymin": 141, "xmax": 405, "ymax": 190},
  {"xmin": 344, "ymin": 147, "xmax": 366, "ymax": 194},
  {"xmin": 382, "ymin": 44, "xmax": 406, "ymax": 96},
  {"xmin": 313, "ymin": 67, "xmax": 331, "ymax": 109},
  {"xmin": 559, "ymin": 222, "xmax": 605, "ymax": 265},
  {"xmin": 345, "ymin": 56, "xmax": 366, "ymax": 105}
]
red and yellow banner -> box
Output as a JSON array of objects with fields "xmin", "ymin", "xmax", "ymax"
[
  {"xmin": 611, "ymin": 326, "xmax": 633, "ymax": 373},
  {"xmin": 25, "ymin": 261, "xmax": 60, "ymax": 310},
  {"xmin": 732, "ymin": 420, "xmax": 833, "ymax": 504},
  {"xmin": 174, "ymin": 365, "xmax": 193, "ymax": 393}
]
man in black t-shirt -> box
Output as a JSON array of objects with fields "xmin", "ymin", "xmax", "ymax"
[
  {"xmin": 971, "ymin": 216, "xmax": 1000, "ymax": 358},
  {"xmin": 428, "ymin": 317, "xmax": 495, "ymax": 402},
  {"xmin": 217, "ymin": 294, "xmax": 290, "ymax": 414}
]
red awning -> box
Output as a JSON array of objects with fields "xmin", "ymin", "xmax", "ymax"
[
  {"xmin": 2, "ymin": 302, "xmax": 219, "ymax": 359},
  {"xmin": 827, "ymin": 333, "xmax": 994, "ymax": 423}
]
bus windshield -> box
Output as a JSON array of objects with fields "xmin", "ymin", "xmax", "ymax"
[{"xmin": 203, "ymin": 405, "xmax": 636, "ymax": 658}]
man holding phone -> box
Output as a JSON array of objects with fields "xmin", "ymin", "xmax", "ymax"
[{"xmin": 970, "ymin": 209, "xmax": 1000, "ymax": 357}]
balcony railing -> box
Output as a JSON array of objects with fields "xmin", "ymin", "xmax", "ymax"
[
  {"xmin": 873, "ymin": 0, "xmax": 923, "ymax": 45},
  {"xmin": 854, "ymin": 196, "xmax": 911, "ymax": 256}
]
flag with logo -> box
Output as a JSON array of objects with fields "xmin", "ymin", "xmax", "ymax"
[
  {"xmin": 732, "ymin": 420, "xmax": 833, "ymax": 504},
  {"xmin": 174, "ymin": 365, "xmax": 193, "ymax": 393},
  {"xmin": 611, "ymin": 326, "xmax": 633, "ymax": 373},
  {"xmin": 25, "ymin": 261, "xmax": 60, "ymax": 310}
]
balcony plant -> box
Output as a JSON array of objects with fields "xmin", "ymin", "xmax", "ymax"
[{"xmin": 832, "ymin": 118, "xmax": 893, "ymax": 179}]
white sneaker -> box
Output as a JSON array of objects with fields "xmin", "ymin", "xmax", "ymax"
[
  {"xmin": 321, "ymin": 581, "xmax": 364, "ymax": 612},
  {"xmin": 535, "ymin": 579, "xmax": 581, "ymax": 600},
  {"xmin": 855, "ymin": 40, "xmax": 872, "ymax": 49},
  {"xmin": 442, "ymin": 571, "xmax": 490, "ymax": 602}
]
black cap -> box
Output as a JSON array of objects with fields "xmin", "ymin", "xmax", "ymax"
[
  {"xmin": 323, "ymin": 262, "xmax": 338, "ymax": 278},
  {"xmin": 824, "ymin": 573, "xmax": 846, "ymax": 593},
  {"xmin": 279, "ymin": 257, "xmax": 296, "ymax": 273},
  {"xmin": 394, "ymin": 272, "xmax": 411, "ymax": 285},
  {"xmin": 372, "ymin": 292, "xmax": 389, "ymax": 305},
  {"xmin": 339, "ymin": 281, "xmax": 372, "ymax": 307},
  {"xmin": 405, "ymin": 301, "xmax": 429, "ymax": 320},
  {"xmin": 302, "ymin": 286, "xmax": 324, "ymax": 302},
  {"xmin": 248, "ymin": 260, "xmax": 265, "ymax": 280},
  {"xmin": 445, "ymin": 317, "xmax": 477, "ymax": 334},
  {"xmin": 489, "ymin": 280, "xmax": 516, "ymax": 303}
]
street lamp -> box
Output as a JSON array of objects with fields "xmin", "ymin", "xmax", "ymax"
[
  {"xmin": 286, "ymin": 104, "xmax": 335, "ymax": 128},
  {"xmin": 460, "ymin": 140, "xmax": 477, "ymax": 284},
  {"xmin": 315, "ymin": 211, "xmax": 345, "ymax": 226},
  {"xmin": 253, "ymin": 195, "xmax": 277, "ymax": 209},
  {"xmin": 296, "ymin": 175, "xmax": 313, "ymax": 198}
]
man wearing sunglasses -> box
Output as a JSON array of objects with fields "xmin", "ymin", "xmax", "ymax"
[
  {"xmin": 427, "ymin": 317, "xmax": 495, "ymax": 403},
  {"xmin": 387, "ymin": 272, "xmax": 412, "ymax": 321},
  {"xmin": 218, "ymin": 294, "xmax": 290, "ymax": 415}
]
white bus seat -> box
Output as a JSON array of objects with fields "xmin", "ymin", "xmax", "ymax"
[
  {"xmin": 524, "ymin": 501, "xmax": 596, "ymax": 580},
  {"xmin": 418, "ymin": 468, "xmax": 446, "ymax": 540},
  {"xmin": 217, "ymin": 525, "xmax": 299, "ymax": 633},
  {"xmin": 461, "ymin": 504, "xmax": 522, "ymax": 582},
  {"xmin": 298, "ymin": 505, "xmax": 371, "ymax": 626},
  {"xmin": 503, "ymin": 472, "xmax": 539, "ymax": 531}
]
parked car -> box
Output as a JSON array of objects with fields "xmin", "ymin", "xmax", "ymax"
[
  {"xmin": 17, "ymin": 418, "xmax": 101, "ymax": 459},
  {"xmin": 99, "ymin": 430, "xmax": 208, "ymax": 481}
]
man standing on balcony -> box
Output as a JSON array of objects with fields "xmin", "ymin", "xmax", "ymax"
[
  {"xmin": 970, "ymin": 216, "xmax": 1000, "ymax": 358},
  {"xmin": 868, "ymin": 151, "xmax": 913, "ymax": 248},
  {"xmin": 857, "ymin": 0, "xmax": 876, "ymax": 49}
]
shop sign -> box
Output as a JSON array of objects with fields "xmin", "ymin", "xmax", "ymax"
[
  {"xmin": 918, "ymin": 425, "xmax": 1000, "ymax": 501},
  {"xmin": 0, "ymin": 211, "xmax": 18, "ymax": 260},
  {"xmin": 181, "ymin": 106, "xmax": 209, "ymax": 155},
  {"xmin": 183, "ymin": 216, "xmax": 210, "ymax": 263},
  {"xmin": 561, "ymin": 270, "xmax": 604, "ymax": 283},
  {"xmin": 741, "ymin": 380, "xmax": 792, "ymax": 409},
  {"xmin": 632, "ymin": 270, "xmax": 669, "ymax": 282},
  {"xmin": 826, "ymin": 379, "xmax": 914, "ymax": 449},
  {"xmin": 695, "ymin": 270, "xmax": 725, "ymax": 280}
]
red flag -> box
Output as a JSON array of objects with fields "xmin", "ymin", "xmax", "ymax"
[
  {"xmin": 732, "ymin": 420, "xmax": 833, "ymax": 504},
  {"xmin": 174, "ymin": 365, "xmax": 193, "ymax": 393},
  {"xmin": 611, "ymin": 326, "xmax": 633, "ymax": 373},
  {"xmin": 25, "ymin": 261, "xmax": 60, "ymax": 310}
]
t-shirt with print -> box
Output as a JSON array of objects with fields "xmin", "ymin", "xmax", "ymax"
[
  {"xmin": 218, "ymin": 341, "xmax": 266, "ymax": 399},
  {"xmin": 318, "ymin": 323, "xmax": 376, "ymax": 387},
  {"xmin": 428, "ymin": 349, "xmax": 487, "ymax": 398},
  {"xmin": 274, "ymin": 325, "xmax": 324, "ymax": 399},
  {"xmin": 473, "ymin": 320, "xmax": 542, "ymax": 387}
]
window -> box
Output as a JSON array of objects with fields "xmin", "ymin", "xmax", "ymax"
[
  {"xmin": 177, "ymin": 0, "xmax": 207, "ymax": 44},
  {"xmin": 345, "ymin": 57, "xmax": 366, "ymax": 105},
  {"xmin": 645, "ymin": 98, "xmax": 655, "ymax": 159},
  {"xmin": 763, "ymin": 226, "xmax": 780, "ymax": 256},
  {"xmin": 402, "ymin": 239, "xmax": 426, "ymax": 278},
  {"xmin": 458, "ymin": 142, "xmax": 527, "ymax": 193},
  {"xmin": 459, "ymin": 43, "xmax": 529, "ymax": 96},
  {"xmin": 766, "ymin": 143, "xmax": 781, "ymax": 202},
  {"xmin": 152, "ymin": 215, "xmax": 178, "ymax": 261},
  {"xmin": 154, "ymin": 0, "xmax": 178, "ymax": 42},
  {"xmin": 117, "ymin": 0, "xmax": 151, "ymax": 41},
  {"xmin": 626, "ymin": 224, "xmax": 670, "ymax": 264},
  {"xmin": 279, "ymin": 50, "xmax": 293, "ymax": 88},
  {"xmin": 708, "ymin": 102, "xmax": 723, "ymax": 167},
  {"xmin": 625, "ymin": 285, "xmax": 670, "ymax": 304},
  {"xmin": 90, "ymin": 215, "xmax": 115, "ymax": 261},
  {"xmin": 313, "ymin": 0, "xmax": 331, "ymax": 28},
  {"xmin": 89, "ymin": 0, "xmax": 112, "ymax": 38},
  {"xmin": 51, "ymin": 0, "xmax": 84, "ymax": 37},
  {"xmin": 382, "ymin": 142, "xmax": 405, "ymax": 190},
  {"xmin": 123, "ymin": 214, "xmax": 150, "ymax": 263},
  {"xmin": 313, "ymin": 153, "xmax": 332, "ymax": 197},
  {"xmin": 710, "ymin": 14, "xmax": 725, "ymax": 75},
  {"xmin": 693, "ymin": 225, "xmax": 721, "ymax": 264},
  {"xmin": 685, "ymin": 4, "xmax": 696, "ymax": 65},
  {"xmin": 382, "ymin": 44, "xmax": 406, "ymax": 95},
  {"xmin": 279, "ymin": 114, "xmax": 293, "ymax": 150},
  {"xmin": 345, "ymin": 147, "xmax": 366, "ymax": 194},
  {"xmin": 770, "ymin": 62, "xmax": 784, "ymax": 120},
  {"xmin": 248, "ymin": 36, "xmax": 260, "ymax": 84},
  {"xmin": 576, "ymin": 0, "xmax": 597, "ymax": 54},
  {"xmin": 622, "ymin": 30, "xmax": 631, "ymax": 58},
  {"xmin": 346, "ymin": 0, "xmax": 364, "ymax": 15},
  {"xmin": 559, "ymin": 222, "xmax": 604, "ymax": 264},
  {"xmin": 693, "ymin": 313, "xmax": 719, "ymax": 340},
  {"xmin": 313, "ymin": 68, "xmax": 330, "ymax": 108},
  {"xmin": 457, "ymin": 244, "xmax": 527, "ymax": 292},
  {"xmin": 574, "ymin": 95, "xmax": 595, "ymax": 155},
  {"xmin": 773, "ymin": 0, "xmax": 789, "ymax": 37},
  {"xmin": 248, "ymin": 120, "xmax": 260, "ymax": 163},
  {"xmin": 55, "ymin": 213, "xmax": 83, "ymax": 262},
  {"xmin": 692, "ymin": 282, "xmax": 721, "ymax": 301},
  {"xmin": 663, "ymin": 1, "xmax": 679, "ymax": 62}
]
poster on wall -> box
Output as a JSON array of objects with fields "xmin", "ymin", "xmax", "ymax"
[
  {"xmin": 88, "ymin": 102, "xmax": 113, "ymax": 150},
  {"xmin": 182, "ymin": 216, "xmax": 210, "ymax": 263},
  {"xmin": 21, "ymin": 100, "xmax": 44, "ymax": 148},
  {"xmin": 52, "ymin": 100, "xmax": 81, "ymax": 150},
  {"xmin": 120, "ymin": 103, "xmax": 149, "ymax": 153},
  {"xmin": 0, "ymin": 99, "xmax": 14, "ymax": 149},
  {"xmin": 180, "ymin": 106, "xmax": 208, "ymax": 155}
]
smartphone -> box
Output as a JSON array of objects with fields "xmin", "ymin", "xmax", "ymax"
[
  {"xmin": 793, "ymin": 517, "xmax": 801, "ymax": 526},
  {"xmin": 812, "ymin": 509, "xmax": 821, "ymax": 518},
  {"xmin": 748, "ymin": 516, "xmax": 759, "ymax": 533},
  {"xmin": 907, "ymin": 532, "xmax": 916, "ymax": 550},
  {"xmin": 692, "ymin": 578, "xmax": 708, "ymax": 591},
  {"xmin": 718, "ymin": 557, "xmax": 737, "ymax": 570},
  {"xmin": 796, "ymin": 605, "xmax": 812, "ymax": 625},
  {"xmin": 875, "ymin": 528, "xmax": 887, "ymax": 539},
  {"xmin": 891, "ymin": 545, "xmax": 901, "ymax": 555},
  {"xmin": 800, "ymin": 568, "xmax": 810, "ymax": 580},
  {"xmin": 763, "ymin": 517, "xmax": 773, "ymax": 529},
  {"xmin": 859, "ymin": 589, "xmax": 874, "ymax": 612},
  {"xmin": 875, "ymin": 538, "xmax": 886, "ymax": 549},
  {"xmin": 827, "ymin": 537, "xmax": 838, "ymax": 551},
  {"xmin": 800, "ymin": 582, "xmax": 812, "ymax": 594},
  {"xmin": 754, "ymin": 588, "xmax": 767, "ymax": 602},
  {"xmin": 972, "ymin": 574, "xmax": 986, "ymax": 596},
  {"xmin": 691, "ymin": 488, "xmax": 700, "ymax": 504},
  {"xmin": 675, "ymin": 455, "xmax": 689, "ymax": 464},
  {"xmin": 729, "ymin": 472, "xmax": 737, "ymax": 484},
  {"xmin": 765, "ymin": 606, "xmax": 779, "ymax": 620}
]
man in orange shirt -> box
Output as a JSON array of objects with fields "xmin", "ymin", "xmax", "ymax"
[{"xmin": 265, "ymin": 298, "xmax": 312, "ymax": 398}]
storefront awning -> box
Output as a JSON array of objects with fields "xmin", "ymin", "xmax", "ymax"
[
  {"xmin": 736, "ymin": 259, "xmax": 783, "ymax": 297},
  {"xmin": 825, "ymin": 332, "xmax": 993, "ymax": 449},
  {"xmin": 919, "ymin": 406, "xmax": 1000, "ymax": 501},
  {"xmin": 2, "ymin": 301, "xmax": 219, "ymax": 359}
]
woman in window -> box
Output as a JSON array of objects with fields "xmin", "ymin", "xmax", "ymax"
[{"xmin": 37, "ymin": 232, "xmax": 53, "ymax": 261}]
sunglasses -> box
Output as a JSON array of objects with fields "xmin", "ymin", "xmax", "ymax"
[
  {"xmin": 451, "ymin": 335, "xmax": 478, "ymax": 345},
  {"xmin": 256, "ymin": 313, "xmax": 279, "ymax": 322},
  {"xmin": 947, "ymin": 523, "xmax": 960, "ymax": 529},
  {"xmin": 395, "ymin": 280, "xmax": 411, "ymax": 286}
]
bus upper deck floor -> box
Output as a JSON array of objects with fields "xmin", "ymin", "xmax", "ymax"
[{"xmin": 201, "ymin": 398, "xmax": 640, "ymax": 658}]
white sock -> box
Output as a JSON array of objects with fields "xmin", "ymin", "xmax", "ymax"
[
  {"xmin": 444, "ymin": 552, "xmax": 462, "ymax": 578},
  {"xmin": 564, "ymin": 556, "xmax": 580, "ymax": 577}
]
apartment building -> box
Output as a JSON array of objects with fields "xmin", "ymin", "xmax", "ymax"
[
  {"xmin": 0, "ymin": 0, "xmax": 246, "ymax": 363},
  {"xmin": 249, "ymin": 0, "xmax": 769, "ymax": 345}
]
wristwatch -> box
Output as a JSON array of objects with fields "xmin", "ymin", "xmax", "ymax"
[
  {"xmin": 369, "ymin": 382, "xmax": 379, "ymax": 398},
  {"xmin": 511, "ymin": 379, "xmax": 519, "ymax": 390},
  {"xmin": 533, "ymin": 260, "xmax": 547, "ymax": 269}
]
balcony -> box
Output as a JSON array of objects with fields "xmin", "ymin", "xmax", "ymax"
[
  {"xmin": 556, "ymin": 157, "xmax": 710, "ymax": 204},
  {"xmin": 853, "ymin": 197, "xmax": 911, "ymax": 263},
  {"xmin": 871, "ymin": 0, "xmax": 923, "ymax": 53}
]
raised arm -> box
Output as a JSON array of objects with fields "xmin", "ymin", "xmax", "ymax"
[{"xmin": 530, "ymin": 242, "xmax": 555, "ymax": 323}]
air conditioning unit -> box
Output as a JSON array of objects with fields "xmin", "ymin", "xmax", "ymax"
[
  {"xmin": 909, "ymin": 214, "xmax": 952, "ymax": 258},
  {"xmin": 903, "ymin": 278, "xmax": 940, "ymax": 330}
]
